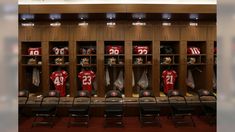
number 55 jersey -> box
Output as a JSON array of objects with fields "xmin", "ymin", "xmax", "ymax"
[
  {"xmin": 162, "ymin": 70, "xmax": 177, "ymax": 94},
  {"xmin": 78, "ymin": 70, "xmax": 96, "ymax": 92},
  {"xmin": 50, "ymin": 70, "xmax": 68, "ymax": 97}
]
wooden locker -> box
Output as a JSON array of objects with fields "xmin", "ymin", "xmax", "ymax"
[
  {"xmin": 156, "ymin": 26, "xmax": 180, "ymax": 41},
  {"xmin": 181, "ymin": 26, "xmax": 207, "ymax": 41},
  {"xmin": 43, "ymin": 25, "xmax": 70, "ymax": 41},
  {"xmin": 19, "ymin": 26, "xmax": 42, "ymax": 41}
]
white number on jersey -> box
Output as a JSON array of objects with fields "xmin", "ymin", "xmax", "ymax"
[
  {"xmin": 138, "ymin": 49, "xmax": 147, "ymax": 54},
  {"xmin": 29, "ymin": 50, "xmax": 39, "ymax": 55},
  {"xmin": 109, "ymin": 49, "xmax": 119, "ymax": 55},
  {"xmin": 166, "ymin": 75, "xmax": 173, "ymax": 84},
  {"xmin": 82, "ymin": 76, "xmax": 91, "ymax": 85},
  {"xmin": 54, "ymin": 76, "xmax": 64, "ymax": 85}
]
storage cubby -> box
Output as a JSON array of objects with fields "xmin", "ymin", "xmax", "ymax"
[
  {"xmin": 160, "ymin": 41, "xmax": 180, "ymax": 65},
  {"xmin": 104, "ymin": 41, "xmax": 125, "ymax": 94},
  {"xmin": 76, "ymin": 41, "xmax": 97, "ymax": 95},
  {"xmin": 20, "ymin": 42, "xmax": 42, "ymax": 93},
  {"xmin": 49, "ymin": 41, "xmax": 69, "ymax": 66},
  {"xmin": 131, "ymin": 41, "xmax": 152, "ymax": 96},
  {"xmin": 187, "ymin": 41, "xmax": 207, "ymax": 65}
]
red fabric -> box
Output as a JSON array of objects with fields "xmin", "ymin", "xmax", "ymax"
[
  {"xmin": 133, "ymin": 46, "xmax": 150, "ymax": 54},
  {"xmin": 78, "ymin": 70, "xmax": 96, "ymax": 92},
  {"xmin": 187, "ymin": 47, "xmax": 200, "ymax": 55},
  {"xmin": 50, "ymin": 70, "xmax": 68, "ymax": 97},
  {"xmin": 162, "ymin": 70, "xmax": 177, "ymax": 94},
  {"xmin": 106, "ymin": 45, "xmax": 124, "ymax": 54},
  {"xmin": 28, "ymin": 48, "xmax": 41, "ymax": 55}
]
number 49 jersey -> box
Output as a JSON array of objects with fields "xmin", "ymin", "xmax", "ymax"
[
  {"xmin": 162, "ymin": 70, "xmax": 177, "ymax": 94},
  {"xmin": 78, "ymin": 70, "xmax": 96, "ymax": 92},
  {"xmin": 28, "ymin": 47, "xmax": 41, "ymax": 55},
  {"xmin": 50, "ymin": 70, "xmax": 68, "ymax": 97}
]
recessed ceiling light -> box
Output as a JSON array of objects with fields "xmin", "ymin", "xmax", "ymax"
[
  {"xmin": 106, "ymin": 13, "xmax": 116, "ymax": 20},
  {"xmin": 49, "ymin": 14, "xmax": 61, "ymax": 20},
  {"xmin": 132, "ymin": 13, "xmax": 146, "ymax": 20},
  {"xmin": 162, "ymin": 13, "xmax": 171, "ymax": 20},
  {"xmin": 189, "ymin": 14, "xmax": 199, "ymax": 20},
  {"xmin": 78, "ymin": 13, "xmax": 88, "ymax": 20},
  {"xmin": 21, "ymin": 14, "xmax": 34, "ymax": 20}
]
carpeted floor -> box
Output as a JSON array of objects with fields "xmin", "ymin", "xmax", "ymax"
[{"xmin": 19, "ymin": 116, "xmax": 216, "ymax": 132}]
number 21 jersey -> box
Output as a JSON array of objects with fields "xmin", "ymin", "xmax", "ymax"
[
  {"xmin": 78, "ymin": 70, "xmax": 96, "ymax": 92},
  {"xmin": 50, "ymin": 70, "xmax": 68, "ymax": 97},
  {"xmin": 162, "ymin": 70, "xmax": 177, "ymax": 94}
]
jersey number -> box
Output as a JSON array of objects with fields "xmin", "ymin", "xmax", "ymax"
[
  {"xmin": 166, "ymin": 75, "xmax": 173, "ymax": 84},
  {"xmin": 54, "ymin": 76, "xmax": 64, "ymax": 85},
  {"xmin": 29, "ymin": 50, "xmax": 39, "ymax": 55},
  {"xmin": 82, "ymin": 76, "xmax": 91, "ymax": 85},
  {"xmin": 109, "ymin": 49, "xmax": 119, "ymax": 55},
  {"xmin": 138, "ymin": 49, "xmax": 147, "ymax": 54}
]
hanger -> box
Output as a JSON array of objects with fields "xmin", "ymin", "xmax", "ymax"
[{"xmin": 191, "ymin": 66, "xmax": 202, "ymax": 73}]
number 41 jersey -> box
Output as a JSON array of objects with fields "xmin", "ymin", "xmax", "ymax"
[
  {"xmin": 162, "ymin": 70, "xmax": 177, "ymax": 94},
  {"xmin": 50, "ymin": 70, "xmax": 68, "ymax": 97},
  {"xmin": 78, "ymin": 70, "xmax": 96, "ymax": 92}
]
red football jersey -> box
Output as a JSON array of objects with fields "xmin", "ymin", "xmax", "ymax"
[
  {"xmin": 28, "ymin": 48, "xmax": 41, "ymax": 55},
  {"xmin": 50, "ymin": 70, "xmax": 68, "ymax": 97},
  {"xmin": 53, "ymin": 47, "xmax": 68, "ymax": 55},
  {"xmin": 106, "ymin": 45, "xmax": 124, "ymax": 55},
  {"xmin": 133, "ymin": 46, "xmax": 150, "ymax": 54},
  {"xmin": 162, "ymin": 70, "xmax": 177, "ymax": 94},
  {"xmin": 187, "ymin": 47, "xmax": 200, "ymax": 55},
  {"xmin": 78, "ymin": 70, "xmax": 96, "ymax": 92}
]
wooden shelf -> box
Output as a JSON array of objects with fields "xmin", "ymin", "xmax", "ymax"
[
  {"xmin": 77, "ymin": 54, "xmax": 97, "ymax": 57},
  {"xmin": 160, "ymin": 54, "xmax": 179, "ymax": 56},
  {"xmin": 49, "ymin": 64, "xmax": 69, "ymax": 66},
  {"xmin": 104, "ymin": 54, "xmax": 124, "ymax": 57},
  {"xmin": 133, "ymin": 54, "xmax": 152, "ymax": 57},
  {"xmin": 21, "ymin": 64, "xmax": 42, "ymax": 66},
  {"xmin": 77, "ymin": 64, "xmax": 96, "ymax": 67},
  {"xmin": 187, "ymin": 63, "xmax": 206, "ymax": 66},
  {"xmin": 133, "ymin": 64, "xmax": 152, "ymax": 66},
  {"xmin": 160, "ymin": 64, "xmax": 179, "ymax": 66},
  {"xmin": 187, "ymin": 54, "xmax": 206, "ymax": 56},
  {"xmin": 49, "ymin": 54, "xmax": 69, "ymax": 57},
  {"xmin": 21, "ymin": 55, "xmax": 42, "ymax": 57},
  {"xmin": 105, "ymin": 64, "xmax": 124, "ymax": 67}
]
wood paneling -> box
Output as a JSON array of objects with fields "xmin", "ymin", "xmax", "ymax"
[
  {"xmin": 152, "ymin": 40, "xmax": 160, "ymax": 96},
  {"xmin": 41, "ymin": 41, "xmax": 49, "ymax": 93},
  {"xmin": 19, "ymin": 26, "xmax": 42, "ymax": 41},
  {"xmin": 97, "ymin": 41, "xmax": 105, "ymax": 96},
  {"xmin": 156, "ymin": 26, "xmax": 180, "ymax": 40},
  {"xmin": 126, "ymin": 4, "xmax": 216, "ymax": 13},
  {"xmin": 98, "ymin": 24, "xmax": 125, "ymax": 40},
  {"xmin": 28, "ymin": 4, "xmax": 126, "ymax": 14},
  {"xmin": 181, "ymin": 26, "xmax": 208, "ymax": 41},
  {"xmin": 69, "ymin": 41, "xmax": 76, "ymax": 96},
  {"xmin": 19, "ymin": 4, "xmax": 216, "ymax": 14},
  {"xmin": 73, "ymin": 25, "xmax": 97, "ymax": 41},
  {"xmin": 179, "ymin": 41, "xmax": 187, "ymax": 95},
  {"xmin": 125, "ymin": 25, "xmax": 153, "ymax": 40},
  {"xmin": 207, "ymin": 26, "xmax": 216, "ymax": 41},
  {"xmin": 125, "ymin": 41, "xmax": 132, "ymax": 96},
  {"xmin": 43, "ymin": 26, "xmax": 70, "ymax": 41},
  {"xmin": 206, "ymin": 41, "xmax": 214, "ymax": 90}
]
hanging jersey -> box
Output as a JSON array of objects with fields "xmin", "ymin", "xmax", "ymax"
[
  {"xmin": 28, "ymin": 48, "xmax": 41, "ymax": 55},
  {"xmin": 78, "ymin": 70, "xmax": 96, "ymax": 92},
  {"xmin": 53, "ymin": 47, "xmax": 68, "ymax": 55},
  {"xmin": 106, "ymin": 45, "xmax": 124, "ymax": 55},
  {"xmin": 187, "ymin": 47, "xmax": 200, "ymax": 55},
  {"xmin": 50, "ymin": 70, "xmax": 68, "ymax": 96},
  {"xmin": 162, "ymin": 70, "xmax": 177, "ymax": 94},
  {"xmin": 133, "ymin": 46, "xmax": 149, "ymax": 54}
]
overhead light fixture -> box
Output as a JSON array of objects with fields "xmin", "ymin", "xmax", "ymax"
[
  {"xmin": 189, "ymin": 22, "xmax": 198, "ymax": 26},
  {"xmin": 21, "ymin": 14, "xmax": 34, "ymax": 20},
  {"xmin": 162, "ymin": 13, "xmax": 171, "ymax": 20},
  {"xmin": 21, "ymin": 22, "xmax": 34, "ymax": 27},
  {"xmin": 78, "ymin": 13, "xmax": 88, "ymax": 20},
  {"xmin": 78, "ymin": 21, "xmax": 88, "ymax": 26},
  {"xmin": 49, "ymin": 14, "xmax": 61, "ymax": 20},
  {"xmin": 189, "ymin": 13, "xmax": 199, "ymax": 20},
  {"xmin": 107, "ymin": 22, "xmax": 116, "ymax": 26},
  {"xmin": 106, "ymin": 13, "xmax": 116, "ymax": 20},
  {"xmin": 132, "ymin": 21, "xmax": 146, "ymax": 26},
  {"xmin": 132, "ymin": 13, "xmax": 146, "ymax": 20},
  {"xmin": 162, "ymin": 22, "xmax": 171, "ymax": 26},
  {"xmin": 50, "ymin": 22, "xmax": 61, "ymax": 27}
]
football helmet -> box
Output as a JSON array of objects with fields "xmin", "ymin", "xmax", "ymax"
[
  {"xmin": 187, "ymin": 57, "xmax": 196, "ymax": 64},
  {"xmin": 80, "ymin": 57, "xmax": 89, "ymax": 65},
  {"xmin": 55, "ymin": 57, "xmax": 64, "ymax": 64},
  {"xmin": 161, "ymin": 57, "xmax": 172, "ymax": 64},
  {"xmin": 108, "ymin": 57, "xmax": 116, "ymax": 64}
]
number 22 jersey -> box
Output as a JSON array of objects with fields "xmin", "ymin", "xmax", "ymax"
[
  {"xmin": 78, "ymin": 70, "xmax": 96, "ymax": 92},
  {"xmin": 162, "ymin": 70, "xmax": 177, "ymax": 94},
  {"xmin": 50, "ymin": 70, "xmax": 68, "ymax": 97}
]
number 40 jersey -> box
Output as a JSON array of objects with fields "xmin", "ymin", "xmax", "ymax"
[
  {"xmin": 78, "ymin": 70, "xmax": 96, "ymax": 92},
  {"xmin": 162, "ymin": 70, "xmax": 177, "ymax": 94},
  {"xmin": 50, "ymin": 70, "xmax": 68, "ymax": 97}
]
